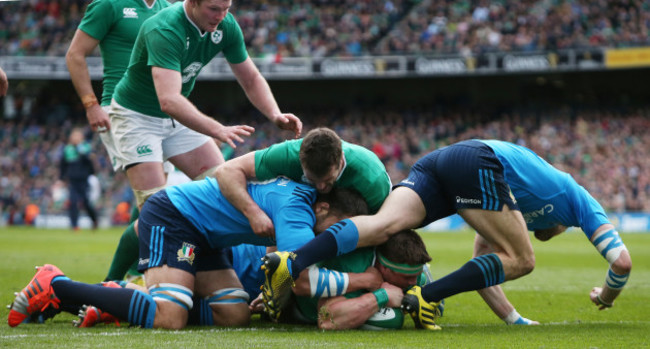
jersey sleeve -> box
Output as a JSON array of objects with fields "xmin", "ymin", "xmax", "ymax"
[
  {"xmin": 145, "ymin": 28, "xmax": 183, "ymax": 71},
  {"xmin": 222, "ymin": 16, "xmax": 248, "ymax": 64},
  {"xmin": 571, "ymin": 184, "xmax": 611, "ymax": 239},
  {"xmin": 78, "ymin": 0, "xmax": 115, "ymax": 41},
  {"xmin": 254, "ymin": 140, "xmax": 303, "ymax": 181},
  {"xmin": 273, "ymin": 201, "xmax": 316, "ymax": 251}
]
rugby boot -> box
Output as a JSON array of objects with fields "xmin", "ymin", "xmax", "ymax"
[
  {"xmin": 401, "ymin": 286, "xmax": 442, "ymax": 330},
  {"xmin": 260, "ymin": 251, "xmax": 295, "ymax": 321},
  {"xmin": 8, "ymin": 264, "xmax": 63, "ymax": 327}
]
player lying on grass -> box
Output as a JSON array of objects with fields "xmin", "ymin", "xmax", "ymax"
[
  {"xmin": 278, "ymin": 229, "xmax": 442, "ymax": 330},
  {"xmin": 260, "ymin": 139, "xmax": 632, "ymax": 329},
  {"xmin": 232, "ymin": 230, "xmax": 444, "ymax": 330},
  {"xmin": 7, "ymin": 177, "xmax": 367, "ymax": 329}
]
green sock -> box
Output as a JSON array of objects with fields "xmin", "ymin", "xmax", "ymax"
[
  {"xmin": 105, "ymin": 221, "xmax": 140, "ymax": 281},
  {"xmin": 129, "ymin": 204, "xmax": 140, "ymax": 223}
]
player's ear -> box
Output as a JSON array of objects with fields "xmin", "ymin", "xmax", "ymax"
[{"xmin": 314, "ymin": 201, "xmax": 330, "ymax": 215}]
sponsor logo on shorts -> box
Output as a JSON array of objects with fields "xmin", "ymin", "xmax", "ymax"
[
  {"xmin": 123, "ymin": 8, "xmax": 138, "ymax": 18},
  {"xmin": 177, "ymin": 242, "xmax": 196, "ymax": 265},
  {"xmin": 456, "ymin": 196, "xmax": 481, "ymax": 205},
  {"xmin": 137, "ymin": 145, "xmax": 153, "ymax": 156},
  {"xmin": 523, "ymin": 204, "xmax": 554, "ymax": 223},
  {"xmin": 211, "ymin": 30, "xmax": 223, "ymax": 44},
  {"xmin": 138, "ymin": 258, "xmax": 150, "ymax": 266},
  {"xmin": 401, "ymin": 179, "xmax": 415, "ymax": 186}
]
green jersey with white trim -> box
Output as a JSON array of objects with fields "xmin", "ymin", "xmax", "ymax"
[
  {"xmin": 254, "ymin": 139, "xmax": 391, "ymax": 213},
  {"xmin": 78, "ymin": 0, "xmax": 170, "ymax": 106},
  {"xmin": 295, "ymin": 247, "xmax": 429, "ymax": 324},
  {"xmin": 113, "ymin": 2, "xmax": 248, "ymax": 118}
]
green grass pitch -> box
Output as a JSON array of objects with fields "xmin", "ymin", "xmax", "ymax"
[{"xmin": 1, "ymin": 226, "xmax": 648, "ymax": 348}]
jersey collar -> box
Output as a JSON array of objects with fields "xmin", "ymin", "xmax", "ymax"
[{"xmin": 183, "ymin": 0, "xmax": 208, "ymax": 38}]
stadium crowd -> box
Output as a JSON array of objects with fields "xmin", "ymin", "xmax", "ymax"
[
  {"xmin": 1, "ymin": 103, "xmax": 649, "ymax": 225},
  {"xmin": 1, "ymin": 0, "xmax": 649, "ymax": 57}
]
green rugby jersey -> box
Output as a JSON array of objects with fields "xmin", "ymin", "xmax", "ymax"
[
  {"xmin": 78, "ymin": 0, "xmax": 170, "ymax": 106},
  {"xmin": 254, "ymin": 139, "xmax": 391, "ymax": 213},
  {"xmin": 113, "ymin": 2, "xmax": 248, "ymax": 117},
  {"xmin": 295, "ymin": 247, "xmax": 430, "ymax": 324}
]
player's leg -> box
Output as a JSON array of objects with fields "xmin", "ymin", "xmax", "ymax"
[
  {"xmin": 287, "ymin": 187, "xmax": 426, "ymax": 279},
  {"xmin": 192, "ymin": 268, "xmax": 251, "ymax": 327},
  {"xmin": 79, "ymin": 179, "xmax": 98, "ymax": 229},
  {"xmin": 164, "ymin": 128, "xmax": 224, "ymax": 181},
  {"xmin": 104, "ymin": 220, "xmax": 140, "ymax": 282},
  {"xmin": 473, "ymin": 234, "xmax": 538, "ymax": 325},
  {"xmin": 68, "ymin": 182, "xmax": 81, "ymax": 230}
]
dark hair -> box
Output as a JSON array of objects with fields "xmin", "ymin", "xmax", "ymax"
[
  {"xmin": 316, "ymin": 187, "xmax": 368, "ymax": 217},
  {"xmin": 376, "ymin": 230, "xmax": 431, "ymax": 265},
  {"xmin": 299, "ymin": 128, "xmax": 342, "ymax": 177}
]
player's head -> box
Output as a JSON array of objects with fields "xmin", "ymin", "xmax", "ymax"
[
  {"xmin": 186, "ymin": 0, "xmax": 231, "ymax": 32},
  {"xmin": 375, "ymin": 230, "xmax": 431, "ymax": 289},
  {"xmin": 69, "ymin": 128, "xmax": 84, "ymax": 145},
  {"xmin": 312, "ymin": 187, "xmax": 368, "ymax": 233},
  {"xmin": 299, "ymin": 128, "xmax": 344, "ymax": 193}
]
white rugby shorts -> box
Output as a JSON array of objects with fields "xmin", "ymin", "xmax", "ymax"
[{"xmin": 108, "ymin": 100, "xmax": 210, "ymax": 171}]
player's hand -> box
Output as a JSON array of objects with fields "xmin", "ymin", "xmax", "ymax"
[
  {"xmin": 381, "ymin": 282, "xmax": 404, "ymax": 308},
  {"xmin": 272, "ymin": 113, "xmax": 302, "ymax": 138},
  {"xmin": 590, "ymin": 287, "xmax": 613, "ymax": 310},
  {"xmin": 248, "ymin": 211, "xmax": 275, "ymax": 239},
  {"xmin": 215, "ymin": 125, "xmax": 255, "ymax": 149},
  {"xmin": 362, "ymin": 266, "xmax": 383, "ymax": 291},
  {"xmin": 86, "ymin": 104, "xmax": 111, "ymax": 133},
  {"xmin": 249, "ymin": 294, "xmax": 265, "ymax": 314}
]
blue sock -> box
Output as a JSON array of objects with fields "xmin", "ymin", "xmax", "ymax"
[
  {"xmin": 187, "ymin": 297, "xmax": 214, "ymax": 326},
  {"xmin": 421, "ymin": 253, "xmax": 505, "ymax": 302},
  {"xmin": 51, "ymin": 277, "xmax": 157, "ymax": 328},
  {"xmin": 290, "ymin": 219, "xmax": 359, "ymax": 279}
]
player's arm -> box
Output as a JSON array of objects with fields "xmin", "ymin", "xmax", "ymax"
[
  {"xmin": 214, "ymin": 152, "xmax": 274, "ymax": 237},
  {"xmin": 0, "ymin": 66, "xmax": 8, "ymax": 96},
  {"xmin": 588, "ymin": 223, "xmax": 632, "ymax": 309},
  {"xmin": 66, "ymin": 30, "xmax": 109, "ymax": 133},
  {"xmin": 229, "ymin": 57, "xmax": 302, "ymax": 138},
  {"xmin": 317, "ymin": 282, "xmax": 403, "ymax": 330},
  {"xmin": 152, "ymin": 66, "xmax": 254, "ymax": 149},
  {"xmin": 293, "ymin": 266, "xmax": 383, "ymax": 298}
]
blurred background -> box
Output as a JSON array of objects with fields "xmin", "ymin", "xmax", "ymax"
[{"xmin": 0, "ymin": 0, "xmax": 648, "ymax": 230}]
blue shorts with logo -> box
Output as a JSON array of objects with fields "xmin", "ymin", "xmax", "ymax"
[
  {"xmin": 137, "ymin": 190, "xmax": 232, "ymax": 274},
  {"xmin": 395, "ymin": 140, "xmax": 519, "ymax": 226}
]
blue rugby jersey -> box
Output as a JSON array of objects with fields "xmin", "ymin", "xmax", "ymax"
[
  {"xmin": 166, "ymin": 177, "xmax": 317, "ymax": 250},
  {"xmin": 479, "ymin": 140, "xmax": 609, "ymax": 239}
]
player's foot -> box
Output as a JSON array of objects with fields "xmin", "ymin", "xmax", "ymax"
[
  {"xmin": 401, "ymin": 286, "xmax": 442, "ymax": 330},
  {"xmin": 74, "ymin": 305, "xmax": 120, "ymax": 328},
  {"xmin": 73, "ymin": 281, "xmax": 121, "ymax": 328},
  {"xmin": 8, "ymin": 264, "xmax": 63, "ymax": 327},
  {"xmin": 260, "ymin": 251, "xmax": 295, "ymax": 321}
]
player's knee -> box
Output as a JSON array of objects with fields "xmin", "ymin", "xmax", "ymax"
[
  {"xmin": 520, "ymin": 254, "xmax": 535, "ymax": 276},
  {"xmin": 212, "ymin": 304, "xmax": 250, "ymax": 327},
  {"xmin": 153, "ymin": 303, "xmax": 188, "ymax": 329}
]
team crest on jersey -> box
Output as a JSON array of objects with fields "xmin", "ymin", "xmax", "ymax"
[
  {"xmin": 123, "ymin": 8, "xmax": 138, "ymax": 18},
  {"xmin": 177, "ymin": 242, "xmax": 196, "ymax": 265},
  {"xmin": 211, "ymin": 30, "xmax": 223, "ymax": 44}
]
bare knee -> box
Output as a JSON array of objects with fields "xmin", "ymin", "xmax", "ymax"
[
  {"xmin": 512, "ymin": 254, "xmax": 535, "ymax": 279},
  {"xmin": 153, "ymin": 313, "xmax": 187, "ymax": 330},
  {"xmin": 212, "ymin": 304, "xmax": 250, "ymax": 327}
]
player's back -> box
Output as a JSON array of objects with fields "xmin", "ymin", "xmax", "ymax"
[
  {"xmin": 166, "ymin": 177, "xmax": 316, "ymax": 249},
  {"xmin": 479, "ymin": 140, "xmax": 571, "ymax": 201}
]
